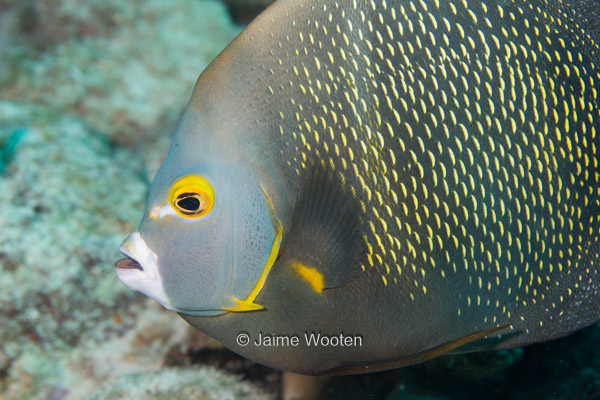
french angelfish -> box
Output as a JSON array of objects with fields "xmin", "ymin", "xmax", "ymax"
[{"xmin": 115, "ymin": 0, "xmax": 600, "ymax": 375}]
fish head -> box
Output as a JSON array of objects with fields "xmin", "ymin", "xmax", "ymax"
[{"xmin": 115, "ymin": 154, "xmax": 281, "ymax": 316}]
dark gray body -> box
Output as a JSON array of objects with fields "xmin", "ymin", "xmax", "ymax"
[{"xmin": 146, "ymin": 0, "xmax": 600, "ymax": 374}]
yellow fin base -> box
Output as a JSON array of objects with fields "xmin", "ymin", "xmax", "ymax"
[{"xmin": 292, "ymin": 263, "xmax": 324, "ymax": 293}]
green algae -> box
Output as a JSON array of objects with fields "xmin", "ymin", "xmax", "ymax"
[{"xmin": 0, "ymin": 127, "xmax": 25, "ymax": 174}]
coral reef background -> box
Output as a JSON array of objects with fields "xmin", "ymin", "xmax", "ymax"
[
  {"xmin": 0, "ymin": 1, "xmax": 271, "ymax": 398},
  {"xmin": 0, "ymin": 0, "xmax": 598, "ymax": 399}
]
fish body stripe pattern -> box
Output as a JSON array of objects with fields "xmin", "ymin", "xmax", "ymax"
[{"xmin": 243, "ymin": 0, "xmax": 600, "ymax": 345}]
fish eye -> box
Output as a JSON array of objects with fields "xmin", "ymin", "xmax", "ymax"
[
  {"xmin": 175, "ymin": 193, "xmax": 204, "ymax": 214},
  {"xmin": 169, "ymin": 175, "xmax": 215, "ymax": 219}
]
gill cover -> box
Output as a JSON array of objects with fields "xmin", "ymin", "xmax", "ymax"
[{"xmin": 127, "ymin": 162, "xmax": 280, "ymax": 316}]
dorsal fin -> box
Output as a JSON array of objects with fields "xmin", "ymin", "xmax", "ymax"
[{"xmin": 279, "ymin": 158, "xmax": 370, "ymax": 291}]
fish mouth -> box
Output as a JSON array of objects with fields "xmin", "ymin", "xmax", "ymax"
[
  {"xmin": 115, "ymin": 257, "xmax": 143, "ymax": 271},
  {"xmin": 114, "ymin": 232, "xmax": 171, "ymax": 309},
  {"xmin": 116, "ymin": 243, "xmax": 144, "ymax": 271}
]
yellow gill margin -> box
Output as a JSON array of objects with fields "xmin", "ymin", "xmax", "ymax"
[{"xmin": 223, "ymin": 185, "xmax": 283, "ymax": 312}]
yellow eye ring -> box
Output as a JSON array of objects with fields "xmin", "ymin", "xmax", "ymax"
[{"xmin": 169, "ymin": 175, "xmax": 215, "ymax": 219}]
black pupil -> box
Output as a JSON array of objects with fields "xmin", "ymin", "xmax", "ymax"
[{"xmin": 177, "ymin": 195, "xmax": 201, "ymax": 212}]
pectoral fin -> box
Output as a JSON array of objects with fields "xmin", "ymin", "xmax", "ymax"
[{"xmin": 280, "ymin": 159, "xmax": 370, "ymax": 292}]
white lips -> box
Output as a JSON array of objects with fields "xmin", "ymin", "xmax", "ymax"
[{"xmin": 116, "ymin": 232, "xmax": 173, "ymax": 310}]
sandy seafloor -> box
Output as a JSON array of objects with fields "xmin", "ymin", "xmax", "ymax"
[{"xmin": 0, "ymin": 0, "xmax": 599, "ymax": 399}]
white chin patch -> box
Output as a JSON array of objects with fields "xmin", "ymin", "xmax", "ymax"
[{"xmin": 115, "ymin": 232, "xmax": 173, "ymax": 311}]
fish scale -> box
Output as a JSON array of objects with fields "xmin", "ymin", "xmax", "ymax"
[
  {"xmin": 278, "ymin": 2, "xmax": 588, "ymax": 312},
  {"xmin": 116, "ymin": 0, "xmax": 600, "ymax": 374},
  {"xmin": 254, "ymin": 0, "xmax": 600, "ymax": 339}
]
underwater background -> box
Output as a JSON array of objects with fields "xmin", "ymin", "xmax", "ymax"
[{"xmin": 0, "ymin": 0, "xmax": 599, "ymax": 398}]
